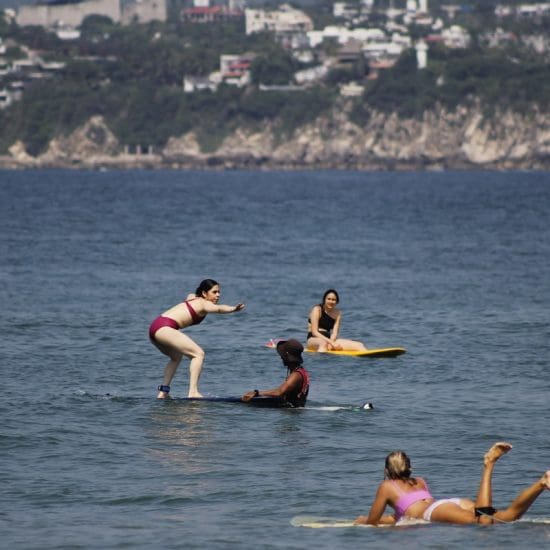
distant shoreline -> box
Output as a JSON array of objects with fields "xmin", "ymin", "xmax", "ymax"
[{"xmin": 1, "ymin": 158, "xmax": 547, "ymax": 171}]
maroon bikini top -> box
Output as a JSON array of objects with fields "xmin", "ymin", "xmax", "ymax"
[{"xmin": 184, "ymin": 298, "xmax": 205, "ymax": 325}]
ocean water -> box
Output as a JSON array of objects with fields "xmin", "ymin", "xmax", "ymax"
[{"xmin": 1, "ymin": 169, "xmax": 549, "ymax": 549}]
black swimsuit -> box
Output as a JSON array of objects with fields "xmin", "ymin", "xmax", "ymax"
[{"xmin": 307, "ymin": 306, "xmax": 335, "ymax": 339}]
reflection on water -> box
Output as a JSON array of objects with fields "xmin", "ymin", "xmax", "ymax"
[{"xmin": 145, "ymin": 402, "xmax": 214, "ymax": 472}]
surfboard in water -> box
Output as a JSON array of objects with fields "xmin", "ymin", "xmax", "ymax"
[
  {"xmin": 174, "ymin": 396, "xmax": 374, "ymax": 411},
  {"xmin": 265, "ymin": 340, "xmax": 405, "ymax": 357},
  {"xmin": 290, "ymin": 515, "xmax": 425, "ymax": 528},
  {"xmin": 174, "ymin": 395, "xmax": 287, "ymax": 407},
  {"xmin": 291, "ymin": 514, "xmax": 550, "ymax": 528},
  {"xmin": 307, "ymin": 347, "xmax": 406, "ymax": 358}
]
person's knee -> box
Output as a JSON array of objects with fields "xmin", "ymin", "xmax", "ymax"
[{"xmin": 189, "ymin": 347, "xmax": 205, "ymax": 361}]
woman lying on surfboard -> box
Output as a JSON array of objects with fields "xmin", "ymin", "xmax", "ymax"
[
  {"xmin": 354, "ymin": 442, "xmax": 550, "ymax": 526},
  {"xmin": 149, "ymin": 279, "xmax": 245, "ymax": 399},
  {"xmin": 306, "ymin": 289, "xmax": 367, "ymax": 352},
  {"xmin": 242, "ymin": 339, "xmax": 310, "ymax": 407}
]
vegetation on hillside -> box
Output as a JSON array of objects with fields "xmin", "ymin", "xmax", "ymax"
[{"xmin": 0, "ymin": 5, "xmax": 548, "ymax": 155}]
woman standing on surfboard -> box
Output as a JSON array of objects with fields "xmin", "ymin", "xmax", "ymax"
[
  {"xmin": 306, "ymin": 289, "xmax": 367, "ymax": 352},
  {"xmin": 354, "ymin": 442, "xmax": 550, "ymax": 526},
  {"xmin": 149, "ymin": 279, "xmax": 245, "ymax": 398}
]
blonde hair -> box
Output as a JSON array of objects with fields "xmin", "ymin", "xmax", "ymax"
[{"xmin": 385, "ymin": 451, "xmax": 413, "ymax": 481}]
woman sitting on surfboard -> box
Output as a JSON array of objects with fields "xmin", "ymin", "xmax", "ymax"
[
  {"xmin": 242, "ymin": 339, "xmax": 310, "ymax": 407},
  {"xmin": 306, "ymin": 289, "xmax": 367, "ymax": 352},
  {"xmin": 354, "ymin": 442, "xmax": 550, "ymax": 526},
  {"xmin": 149, "ymin": 279, "xmax": 245, "ymax": 399}
]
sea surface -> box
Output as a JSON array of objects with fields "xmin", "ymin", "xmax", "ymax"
[{"xmin": 1, "ymin": 169, "xmax": 549, "ymax": 549}]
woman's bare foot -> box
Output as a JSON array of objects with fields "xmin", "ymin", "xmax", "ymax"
[
  {"xmin": 188, "ymin": 391, "xmax": 203, "ymax": 398},
  {"xmin": 484, "ymin": 442, "xmax": 513, "ymax": 465},
  {"xmin": 540, "ymin": 471, "xmax": 550, "ymax": 490},
  {"xmin": 157, "ymin": 391, "xmax": 170, "ymax": 399}
]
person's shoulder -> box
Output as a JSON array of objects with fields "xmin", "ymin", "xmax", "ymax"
[
  {"xmin": 417, "ymin": 477, "xmax": 429, "ymax": 488},
  {"xmin": 186, "ymin": 293, "xmax": 197, "ymax": 300},
  {"xmin": 377, "ymin": 480, "xmax": 393, "ymax": 496}
]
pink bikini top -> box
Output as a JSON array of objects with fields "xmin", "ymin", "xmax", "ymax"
[
  {"xmin": 392, "ymin": 480, "xmax": 433, "ymax": 519},
  {"xmin": 184, "ymin": 298, "xmax": 205, "ymax": 325}
]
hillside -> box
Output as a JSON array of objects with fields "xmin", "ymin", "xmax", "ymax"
[{"xmin": 0, "ymin": 1, "xmax": 549, "ymax": 169}]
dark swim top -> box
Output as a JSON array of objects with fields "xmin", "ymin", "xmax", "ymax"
[
  {"xmin": 307, "ymin": 305, "xmax": 336, "ymax": 339},
  {"xmin": 184, "ymin": 298, "xmax": 205, "ymax": 325},
  {"xmin": 285, "ymin": 367, "xmax": 310, "ymax": 408}
]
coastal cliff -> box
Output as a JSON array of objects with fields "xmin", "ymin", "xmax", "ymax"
[{"xmin": 2, "ymin": 104, "xmax": 549, "ymax": 170}]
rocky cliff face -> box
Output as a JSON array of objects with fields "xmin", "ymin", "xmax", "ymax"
[{"xmin": 1, "ymin": 104, "xmax": 548, "ymax": 170}]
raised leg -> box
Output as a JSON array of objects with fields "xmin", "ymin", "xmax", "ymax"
[
  {"xmin": 475, "ymin": 442, "xmax": 513, "ymax": 508},
  {"xmin": 494, "ymin": 471, "xmax": 550, "ymax": 522}
]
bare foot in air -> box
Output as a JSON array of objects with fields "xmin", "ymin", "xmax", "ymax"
[
  {"xmin": 540, "ymin": 471, "xmax": 550, "ymax": 490},
  {"xmin": 484, "ymin": 442, "xmax": 513, "ymax": 465}
]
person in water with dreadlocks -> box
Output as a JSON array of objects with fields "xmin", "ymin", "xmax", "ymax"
[{"xmin": 242, "ymin": 339, "xmax": 310, "ymax": 407}]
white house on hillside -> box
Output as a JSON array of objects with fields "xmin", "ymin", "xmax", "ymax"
[
  {"xmin": 245, "ymin": 4, "xmax": 313, "ymax": 35},
  {"xmin": 17, "ymin": 0, "xmax": 166, "ymax": 29},
  {"xmin": 441, "ymin": 25, "xmax": 471, "ymax": 49}
]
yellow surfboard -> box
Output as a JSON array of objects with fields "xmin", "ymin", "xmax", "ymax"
[
  {"xmin": 306, "ymin": 348, "xmax": 406, "ymax": 358},
  {"xmin": 265, "ymin": 340, "xmax": 405, "ymax": 358}
]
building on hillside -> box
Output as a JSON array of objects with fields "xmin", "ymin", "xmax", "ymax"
[
  {"xmin": 307, "ymin": 26, "xmax": 386, "ymax": 48},
  {"xmin": 121, "ymin": 0, "xmax": 167, "ymax": 25},
  {"xmin": 482, "ymin": 28, "xmax": 518, "ymax": 48},
  {"xmin": 415, "ymin": 39, "xmax": 428, "ymax": 69},
  {"xmin": 181, "ymin": 5, "xmax": 243, "ymax": 23},
  {"xmin": 17, "ymin": 0, "xmax": 121, "ymax": 27},
  {"xmin": 293, "ymin": 64, "xmax": 328, "ymax": 85},
  {"xmin": 333, "ymin": 2, "xmax": 359, "ymax": 20},
  {"xmin": 517, "ymin": 3, "xmax": 550, "ymax": 18},
  {"xmin": 220, "ymin": 54, "xmax": 254, "ymax": 87},
  {"xmin": 336, "ymin": 38, "xmax": 363, "ymax": 65},
  {"xmin": 339, "ymin": 81, "xmax": 364, "ymax": 96},
  {"xmin": 17, "ymin": 0, "xmax": 166, "ymax": 29},
  {"xmin": 183, "ymin": 75, "xmax": 218, "ymax": 93},
  {"xmin": 245, "ymin": 4, "xmax": 313, "ymax": 36},
  {"xmin": 56, "ymin": 26, "xmax": 81, "ymax": 39},
  {"xmin": 441, "ymin": 4, "xmax": 461, "ymax": 20},
  {"xmin": 2, "ymin": 9, "xmax": 16, "ymax": 23},
  {"xmin": 441, "ymin": 25, "xmax": 471, "ymax": 49}
]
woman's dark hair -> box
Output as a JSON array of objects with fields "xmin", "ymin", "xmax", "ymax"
[
  {"xmin": 196, "ymin": 279, "xmax": 219, "ymax": 297},
  {"xmin": 322, "ymin": 289, "xmax": 340, "ymax": 305}
]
